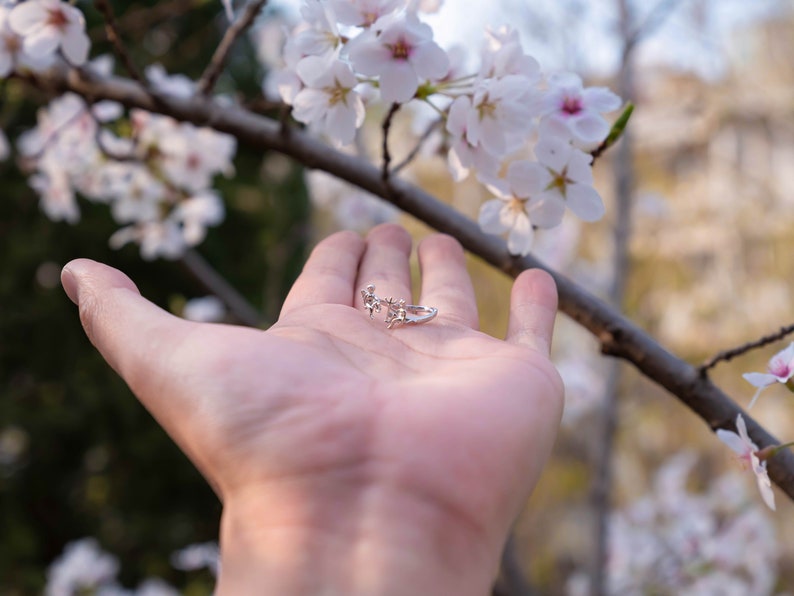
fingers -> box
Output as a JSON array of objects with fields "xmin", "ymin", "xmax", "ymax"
[
  {"xmin": 280, "ymin": 230, "xmax": 366, "ymax": 316},
  {"xmin": 505, "ymin": 269, "xmax": 558, "ymax": 355},
  {"xmin": 417, "ymin": 234, "xmax": 479, "ymax": 329},
  {"xmin": 355, "ymin": 224, "xmax": 413, "ymax": 312},
  {"xmin": 61, "ymin": 259, "xmax": 193, "ymax": 414}
]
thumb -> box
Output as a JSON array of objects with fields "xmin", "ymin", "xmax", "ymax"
[
  {"xmin": 505, "ymin": 269, "xmax": 558, "ymax": 356},
  {"xmin": 61, "ymin": 259, "xmax": 193, "ymax": 413}
]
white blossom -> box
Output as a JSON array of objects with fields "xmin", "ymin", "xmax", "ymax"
[
  {"xmin": 45, "ymin": 538, "xmax": 119, "ymax": 596},
  {"xmin": 478, "ymin": 160, "xmax": 565, "ymax": 256},
  {"xmin": 539, "ymin": 72, "xmax": 621, "ymax": 146},
  {"xmin": 330, "ymin": 0, "xmax": 405, "ymax": 27},
  {"xmin": 716, "ymin": 414, "xmax": 776, "ymax": 511},
  {"xmin": 292, "ymin": 56, "xmax": 365, "ymax": 145},
  {"xmin": 9, "ymin": 0, "xmax": 90, "ymax": 66},
  {"xmin": 348, "ymin": 12, "xmax": 448, "ymax": 103},
  {"xmin": 183, "ymin": 296, "xmax": 226, "ymax": 323},
  {"xmin": 743, "ymin": 342, "xmax": 794, "ymax": 409}
]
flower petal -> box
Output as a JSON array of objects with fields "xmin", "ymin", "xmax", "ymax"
[
  {"xmin": 478, "ymin": 199, "xmax": 508, "ymax": 234},
  {"xmin": 566, "ymin": 183, "xmax": 605, "ymax": 222},
  {"xmin": 506, "ymin": 212, "xmax": 533, "ymax": 256}
]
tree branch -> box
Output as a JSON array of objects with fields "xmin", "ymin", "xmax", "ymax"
[
  {"xmin": 196, "ymin": 0, "xmax": 269, "ymax": 96},
  {"xmin": 699, "ymin": 323, "xmax": 794, "ymax": 376},
  {"xmin": 32, "ymin": 66, "xmax": 794, "ymax": 501},
  {"xmin": 93, "ymin": 0, "xmax": 145, "ymax": 84}
]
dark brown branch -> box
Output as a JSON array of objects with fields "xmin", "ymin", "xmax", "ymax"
[
  {"xmin": 33, "ymin": 66, "xmax": 794, "ymax": 501},
  {"xmin": 392, "ymin": 117, "xmax": 441, "ymax": 174},
  {"xmin": 181, "ymin": 250, "xmax": 266, "ymax": 328},
  {"xmin": 381, "ymin": 102, "xmax": 401, "ymax": 182},
  {"xmin": 699, "ymin": 323, "xmax": 794, "ymax": 376},
  {"xmin": 93, "ymin": 0, "xmax": 145, "ymax": 84},
  {"xmin": 196, "ymin": 0, "xmax": 269, "ymax": 96}
]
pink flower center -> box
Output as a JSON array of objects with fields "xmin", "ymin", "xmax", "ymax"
[
  {"xmin": 768, "ymin": 358, "xmax": 791, "ymax": 379},
  {"xmin": 47, "ymin": 7, "xmax": 69, "ymax": 30},
  {"xmin": 389, "ymin": 38, "xmax": 411, "ymax": 61},
  {"xmin": 186, "ymin": 154, "xmax": 202, "ymax": 171},
  {"xmin": 561, "ymin": 96, "xmax": 583, "ymax": 116}
]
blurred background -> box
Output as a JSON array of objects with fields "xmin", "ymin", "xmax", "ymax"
[{"xmin": 2, "ymin": 0, "xmax": 794, "ymax": 593}]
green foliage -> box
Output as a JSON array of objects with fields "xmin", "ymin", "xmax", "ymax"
[{"xmin": 0, "ymin": 1, "xmax": 310, "ymax": 591}]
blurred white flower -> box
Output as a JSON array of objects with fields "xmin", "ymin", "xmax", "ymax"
[
  {"xmin": 540, "ymin": 72, "xmax": 620, "ymax": 146},
  {"xmin": 9, "ymin": 0, "xmax": 90, "ymax": 65},
  {"xmin": 183, "ymin": 296, "xmax": 226, "ymax": 323},
  {"xmin": 478, "ymin": 160, "xmax": 565, "ymax": 256},
  {"xmin": 348, "ymin": 13, "xmax": 448, "ymax": 103},
  {"xmin": 743, "ymin": 342, "xmax": 794, "ymax": 409},
  {"xmin": 171, "ymin": 542, "xmax": 220, "ymax": 576},
  {"xmin": 45, "ymin": 538, "xmax": 119, "ymax": 596},
  {"xmin": 717, "ymin": 413, "xmax": 776, "ymax": 511}
]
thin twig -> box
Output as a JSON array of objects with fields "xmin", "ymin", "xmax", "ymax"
[
  {"xmin": 180, "ymin": 250, "xmax": 266, "ymax": 327},
  {"xmin": 93, "ymin": 0, "xmax": 145, "ymax": 84},
  {"xmin": 34, "ymin": 66, "xmax": 794, "ymax": 502},
  {"xmin": 699, "ymin": 323, "xmax": 794, "ymax": 376},
  {"xmin": 196, "ymin": 0, "xmax": 269, "ymax": 96},
  {"xmin": 381, "ymin": 102, "xmax": 400, "ymax": 183},
  {"xmin": 392, "ymin": 118, "xmax": 441, "ymax": 174}
]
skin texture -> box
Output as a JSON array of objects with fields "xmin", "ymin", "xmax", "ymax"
[{"xmin": 61, "ymin": 223, "xmax": 564, "ymax": 595}]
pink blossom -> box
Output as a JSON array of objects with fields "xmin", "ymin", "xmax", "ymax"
[
  {"xmin": 348, "ymin": 13, "xmax": 448, "ymax": 103},
  {"xmin": 292, "ymin": 56, "xmax": 365, "ymax": 146},
  {"xmin": 523, "ymin": 126, "xmax": 605, "ymax": 222},
  {"xmin": 716, "ymin": 414, "xmax": 775, "ymax": 511},
  {"xmin": 539, "ymin": 72, "xmax": 620, "ymax": 146},
  {"xmin": 743, "ymin": 342, "xmax": 794, "ymax": 409},
  {"xmin": 9, "ymin": 0, "xmax": 90, "ymax": 66},
  {"xmin": 331, "ymin": 0, "xmax": 405, "ymax": 27},
  {"xmin": 478, "ymin": 160, "xmax": 565, "ymax": 256}
]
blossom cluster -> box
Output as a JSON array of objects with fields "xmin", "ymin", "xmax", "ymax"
[
  {"xmin": 44, "ymin": 537, "xmax": 219, "ymax": 595},
  {"xmin": 567, "ymin": 453, "xmax": 778, "ymax": 595},
  {"xmin": 1, "ymin": 1, "xmax": 236, "ymax": 260},
  {"xmin": 268, "ymin": 0, "xmax": 621, "ymax": 255}
]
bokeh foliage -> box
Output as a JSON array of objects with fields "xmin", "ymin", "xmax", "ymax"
[{"xmin": 0, "ymin": 1, "xmax": 309, "ymax": 591}]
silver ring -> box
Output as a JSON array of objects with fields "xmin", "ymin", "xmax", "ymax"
[{"xmin": 361, "ymin": 284, "xmax": 438, "ymax": 329}]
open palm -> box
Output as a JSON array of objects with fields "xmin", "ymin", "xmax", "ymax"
[{"xmin": 62, "ymin": 224, "xmax": 563, "ymax": 594}]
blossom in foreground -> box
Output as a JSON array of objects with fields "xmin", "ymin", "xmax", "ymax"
[
  {"xmin": 348, "ymin": 13, "xmax": 448, "ymax": 103},
  {"xmin": 9, "ymin": 0, "xmax": 90, "ymax": 66},
  {"xmin": 45, "ymin": 538, "xmax": 119, "ymax": 596},
  {"xmin": 478, "ymin": 160, "xmax": 565, "ymax": 256},
  {"xmin": 539, "ymin": 72, "xmax": 621, "ymax": 146},
  {"xmin": 528, "ymin": 128, "xmax": 605, "ymax": 222},
  {"xmin": 292, "ymin": 56, "xmax": 365, "ymax": 145},
  {"xmin": 183, "ymin": 296, "xmax": 226, "ymax": 323},
  {"xmin": 743, "ymin": 342, "xmax": 794, "ymax": 409},
  {"xmin": 716, "ymin": 414, "xmax": 776, "ymax": 511},
  {"xmin": 331, "ymin": 0, "xmax": 405, "ymax": 27},
  {"xmin": 451, "ymin": 75, "xmax": 535, "ymax": 158}
]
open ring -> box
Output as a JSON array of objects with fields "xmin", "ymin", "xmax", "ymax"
[{"xmin": 361, "ymin": 284, "xmax": 438, "ymax": 329}]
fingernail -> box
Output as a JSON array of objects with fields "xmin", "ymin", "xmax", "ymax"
[{"xmin": 61, "ymin": 266, "xmax": 79, "ymax": 305}]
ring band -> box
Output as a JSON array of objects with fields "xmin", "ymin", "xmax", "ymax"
[{"xmin": 361, "ymin": 284, "xmax": 438, "ymax": 329}]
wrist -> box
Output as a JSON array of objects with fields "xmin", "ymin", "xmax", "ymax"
[{"xmin": 216, "ymin": 481, "xmax": 501, "ymax": 595}]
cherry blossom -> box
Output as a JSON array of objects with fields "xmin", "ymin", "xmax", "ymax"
[
  {"xmin": 717, "ymin": 414, "xmax": 776, "ymax": 511},
  {"xmin": 539, "ymin": 72, "xmax": 621, "ymax": 146},
  {"xmin": 1, "ymin": 3, "xmax": 51, "ymax": 77},
  {"xmin": 348, "ymin": 13, "xmax": 448, "ymax": 103},
  {"xmin": 445, "ymin": 94, "xmax": 500, "ymax": 182},
  {"xmin": 182, "ymin": 297, "xmax": 226, "ymax": 323},
  {"xmin": 9, "ymin": 0, "xmax": 90, "ymax": 66},
  {"xmin": 291, "ymin": 0, "xmax": 342, "ymax": 59},
  {"xmin": 743, "ymin": 342, "xmax": 794, "ymax": 409},
  {"xmin": 451, "ymin": 75, "xmax": 535, "ymax": 158},
  {"xmin": 45, "ymin": 538, "xmax": 119, "ymax": 596},
  {"xmin": 292, "ymin": 56, "xmax": 365, "ymax": 145},
  {"xmin": 331, "ymin": 0, "xmax": 405, "ymax": 27},
  {"xmin": 526, "ymin": 127, "xmax": 605, "ymax": 221},
  {"xmin": 478, "ymin": 26, "xmax": 540, "ymax": 82},
  {"xmin": 478, "ymin": 160, "xmax": 565, "ymax": 256}
]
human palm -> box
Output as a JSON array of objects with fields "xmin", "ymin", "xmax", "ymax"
[{"xmin": 62, "ymin": 224, "xmax": 563, "ymax": 593}]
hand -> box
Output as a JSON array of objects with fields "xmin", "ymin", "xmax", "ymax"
[{"xmin": 61, "ymin": 224, "xmax": 564, "ymax": 595}]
